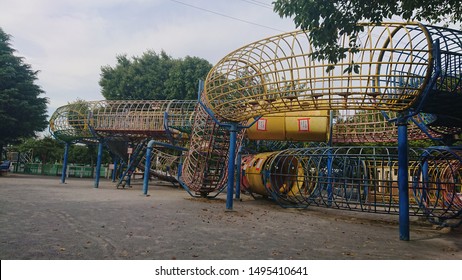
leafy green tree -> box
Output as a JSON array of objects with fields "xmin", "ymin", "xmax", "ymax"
[
  {"xmin": 68, "ymin": 145, "xmax": 92, "ymax": 164},
  {"xmin": 273, "ymin": 0, "xmax": 462, "ymax": 70},
  {"xmin": 99, "ymin": 50, "xmax": 212, "ymax": 100},
  {"xmin": 17, "ymin": 136, "xmax": 64, "ymax": 164},
  {"xmin": 68, "ymin": 144, "xmax": 111, "ymax": 165},
  {"xmin": 165, "ymin": 56, "xmax": 213, "ymax": 100},
  {"xmin": 12, "ymin": 136, "xmax": 112, "ymax": 165},
  {"xmin": 0, "ymin": 28, "xmax": 49, "ymax": 157}
]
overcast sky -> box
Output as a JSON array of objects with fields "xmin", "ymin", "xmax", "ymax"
[{"xmin": 0, "ymin": 0, "xmax": 297, "ymax": 118}]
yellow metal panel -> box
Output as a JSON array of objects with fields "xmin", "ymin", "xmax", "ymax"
[
  {"xmin": 246, "ymin": 110, "xmax": 330, "ymax": 142},
  {"xmin": 242, "ymin": 152, "xmax": 276, "ymax": 196}
]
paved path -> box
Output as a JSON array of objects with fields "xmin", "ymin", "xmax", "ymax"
[{"xmin": 0, "ymin": 174, "xmax": 460, "ymax": 259}]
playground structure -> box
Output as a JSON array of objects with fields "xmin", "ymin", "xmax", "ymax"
[
  {"xmin": 241, "ymin": 146, "xmax": 462, "ymax": 226},
  {"xmin": 49, "ymin": 99, "xmax": 196, "ymax": 187},
  {"xmin": 49, "ymin": 22, "xmax": 462, "ymax": 238}
]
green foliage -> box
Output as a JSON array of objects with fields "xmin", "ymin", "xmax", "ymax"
[
  {"xmin": 16, "ymin": 136, "xmax": 64, "ymax": 164},
  {"xmin": 165, "ymin": 56, "xmax": 213, "ymax": 100},
  {"xmin": 99, "ymin": 50, "xmax": 212, "ymax": 100},
  {"xmin": 67, "ymin": 144, "xmax": 111, "ymax": 165},
  {"xmin": 273, "ymin": 0, "xmax": 462, "ymax": 71},
  {"xmin": 68, "ymin": 145, "xmax": 93, "ymax": 164},
  {"xmin": 0, "ymin": 28, "xmax": 49, "ymax": 152},
  {"xmin": 12, "ymin": 136, "xmax": 111, "ymax": 164}
]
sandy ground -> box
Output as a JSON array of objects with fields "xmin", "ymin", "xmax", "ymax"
[{"xmin": 0, "ymin": 173, "xmax": 460, "ymax": 260}]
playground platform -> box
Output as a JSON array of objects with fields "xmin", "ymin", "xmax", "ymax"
[{"xmin": 0, "ymin": 174, "xmax": 460, "ymax": 260}]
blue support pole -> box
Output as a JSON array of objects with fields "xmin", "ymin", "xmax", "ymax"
[
  {"xmin": 226, "ymin": 123, "xmax": 238, "ymax": 210},
  {"xmin": 143, "ymin": 144, "xmax": 153, "ymax": 196},
  {"xmin": 235, "ymin": 146, "xmax": 242, "ymax": 200},
  {"xmin": 326, "ymin": 112, "xmax": 334, "ymax": 206},
  {"xmin": 421, "ymin": 151, "xmax": 429, "ymax": 213},
  {"xmin": 60, "ymin": 142, "xmax": 70, "ymax": 184},
  {"xmin": 397, "ymin": 118, "xmax": 410, "ymax": 241},
  {"xmin": 126, "ymin": 173, "xmax": 131, "ymax": 187},
  {"xmin": 326, "ymin": 149, "xmax": 333, "ymax": 207},
  {"xmin": 177, "ymin": 160, "xmax": 183, "ymax": 178},
  {"xmin": 111, "ymin": 160, "xmax": 118, "ymax": 182},
  {"xmin": 94, "ymin": 141, "xmax": 104, "ymax": 188}
]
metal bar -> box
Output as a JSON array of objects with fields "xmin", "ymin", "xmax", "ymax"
[
  {"xmin": 143, "ymin": 145, "xmax": 153, "ymax": 196},
  {"xmin": 327, "ymin": 149, "xmax": 334, "ymax": 207},
  {"xmin": 398, "ymin": 117, "xmax": 410, "ymax": 241},
  {"xmin": 94, "ymin": 141, "xmax": 104, "ymax": 188},
  {"xmin": 421, "ymin": 155, "xmax": 429, "ymax": 212},
  {"xmin": 60, "ymin": 143, "xmax": 70, "ymax": 184},
  {"xmin": 235, "ymin": 146, "xmax": 242, "ymax": 200},
  {"xmin": 112, "ymin": 159, "xmax": 118, "ymax": 182},
  {"xmin": 226, "ymin": 123, "xmax": 238, "ymax": 210},
  {"xmin": 142, "ymin": 140, "xmax": 187, "ymax": 196}
]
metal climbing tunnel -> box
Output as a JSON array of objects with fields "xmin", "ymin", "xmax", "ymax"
[
  {"xmin": 49, "ymin": 22, "xmax": 462, "ymax": 229},
  {"xmin": 202, "ymin": 23, "xmax": 462, "ymax": 125}
]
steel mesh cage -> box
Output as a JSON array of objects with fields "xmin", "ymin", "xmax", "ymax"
[
  {"xmin": 180, "ymin": 96, "xmax": 231, "ymax": 195},
  {"xmin": 243, "ymin": 146, "xmax": 461, "ymax": 225},
  {"xmin": 204, "ymin": 23, "xmax": 437, "ymax": 122},
  {"xmin": 331, "ymin": 110, "xmax": 441, "ymax": 143},
  {"xmin": 90, "ymin": 100, "xmax": 173, "ymax": 138},
  {"xmin": 411, "ymin": 146, "xmax": 462, "ymax": 224},
  {"xmin": 50, "ymin": 99, "xmax": 198, "ymax": 141},
  {"xmin": 49, "ymin": 101, "xmax": 98, "ymax": 143}
]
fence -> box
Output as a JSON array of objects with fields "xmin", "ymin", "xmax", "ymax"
[{"xmin": 11, "ymin": 162, "xmax": 109, "ymax": 178}]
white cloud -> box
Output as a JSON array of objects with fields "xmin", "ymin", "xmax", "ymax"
[{"xmin": 0, "ymin": 0, "xmax": 296, "ymax": 115}]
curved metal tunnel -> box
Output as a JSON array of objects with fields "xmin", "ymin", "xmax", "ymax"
[
  {"xmin": 203, "ymin": 23, "xmax": 434, "ymax": 122},
  {"xmin": 241, "ymin": 146, "xmax": 462, "ymax": 226},
  {"xmin": 202, "ymin": 23, "xmax": 462, "ymax": 132}
]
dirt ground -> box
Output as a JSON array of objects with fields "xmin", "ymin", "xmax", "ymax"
[{"xmin": 0, "ymin": 173, "xmax": 461, "ymax": 260}]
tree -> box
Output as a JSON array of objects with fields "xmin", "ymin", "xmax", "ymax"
[
  {"xmin": 165, "ymin": 56, "xmax": 213, "ymax": 100},
  {"xmin": 273, "ymin": 0, "xmax": 462, "ymax": 70},
  {"xmin": 0, "ymin": 28, "xmax": 49, "ymax": 157},
  {"xmin": 11, "ymin": 136, "xmax": 112, "ymax": 165},
  {"xmin": 18, "ymin": 136, "xmax": 64, "ymax": 164},
  {"xmin": 67, "ymin": 144, "xmax": 111, "ymax": 165},
  {"xmin": 99, "ymin": 50, "xmax": 212, "ymax": 100}
]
